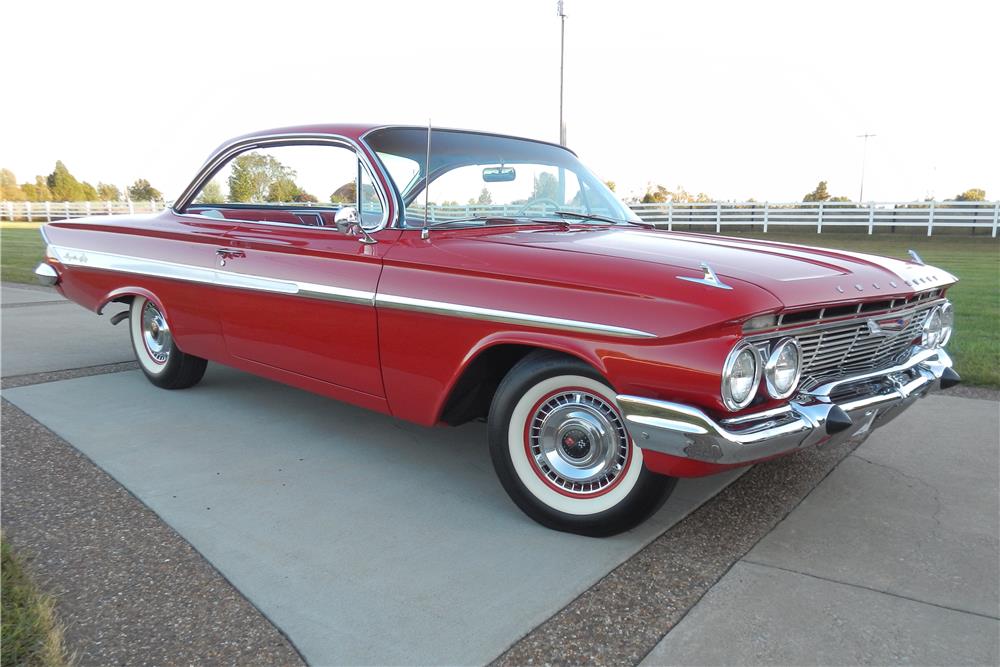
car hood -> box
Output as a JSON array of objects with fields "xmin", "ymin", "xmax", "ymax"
[{"xmin": 477, "ymin": 227, "xmax": 956, "ymax": 309}]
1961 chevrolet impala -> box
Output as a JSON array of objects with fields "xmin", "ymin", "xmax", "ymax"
[{"xmin": 35, "ymin": 124, "xmax": 960, "ymax": 536}]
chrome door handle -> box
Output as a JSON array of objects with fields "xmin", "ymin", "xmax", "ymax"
[{"xmin": 216, "ymin": 248, "xmax": 245, "ymax": 266}]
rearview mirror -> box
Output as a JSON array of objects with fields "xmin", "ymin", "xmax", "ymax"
[{"xmin": 483, "ymin": 166, "xmax": 516, "ymax": 183}]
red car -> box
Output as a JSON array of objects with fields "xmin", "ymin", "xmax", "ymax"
[{"xmin": 35, "ymin": 124, "xmax": 960, "ymax": 536}]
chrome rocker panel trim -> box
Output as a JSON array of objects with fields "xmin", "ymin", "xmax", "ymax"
[{"xmin": 617, "ymin": 347, "xmax": 956, "ymax": 465}]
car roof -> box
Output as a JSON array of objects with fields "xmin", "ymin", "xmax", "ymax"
[{"xmin": 220, "ymin": 124, "xmax": 574, "ymax": 155}]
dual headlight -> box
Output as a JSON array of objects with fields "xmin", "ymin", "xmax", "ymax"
[
  {"xmin": 921, "ymin": 302, "xmax": 954, "ymax": 348},
  {"xmin": 722, "ymin": 338, "xmax": 801, "ymax": 411}
]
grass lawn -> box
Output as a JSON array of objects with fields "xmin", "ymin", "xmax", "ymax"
[
  {"xmin": 2, "ymin": 226, "xmax": 996, "ymax": 386},
  {"xmin": 1, "ymin": 538, "xmax": 69, "ymax": 667},
  {"xmin": 1, "ymin": 228, "xmax": 46, "ymax": 283}
]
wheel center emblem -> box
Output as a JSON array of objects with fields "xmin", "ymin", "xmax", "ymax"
[{"xmin": 561, "ymin": 429, "xmax": 591, "ymax": 459}]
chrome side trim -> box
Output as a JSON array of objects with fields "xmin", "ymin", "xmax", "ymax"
[
  {"xmin": 48, "ymin": 245, "xmax": 375, "ymax": 307},
  {"xmin": 374, "ymin": 293, "xmax": 656, "ymax": 339},
  {"xmin": 48, "ymin": 245, "xmax": 651, "ymax": 337}
]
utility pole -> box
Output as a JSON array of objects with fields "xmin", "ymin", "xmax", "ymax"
[
  {"xmin": 857, "ymin": 132, "xmax": 876, "ymax": 202},
  {"xmin": 558, "ymin": 1, "xmax": 567, "ymax": 146}
]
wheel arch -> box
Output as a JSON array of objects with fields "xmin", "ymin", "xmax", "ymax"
[
  {"xmin": 436, "ymin": 334, "xmax": 611, "ymax": 426},
  {"xmin": 97, "ymin": 286, "xmax": 165, "ymax": 317}
]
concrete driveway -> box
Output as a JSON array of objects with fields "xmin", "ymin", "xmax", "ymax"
[
  {"xmin": 1, "ymin": 284, "xmax": 744, "ymax": 664},
  {"xmin": 644, "ymin": 394, "xmax": 999, "ymax": 665},
  {"xmin": 3, "ymin": 282, "xmax": 997, "ymax": 665}
]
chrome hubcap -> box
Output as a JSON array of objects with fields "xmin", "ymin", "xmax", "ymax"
[
  {"xmin": 141, "ymin": 302, "xmax": 171, "ymax": 364},
  {"xmin": 527, "ymin": 390, "xmax": 629, "ymax": 495}
]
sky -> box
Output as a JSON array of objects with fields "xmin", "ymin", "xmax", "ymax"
[{"xmin": 2, "ymin": 0, "xmax": 997, "ymax": 203}]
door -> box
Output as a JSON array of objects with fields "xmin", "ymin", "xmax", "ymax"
[{"xmin": 182, "ymin": 140, "xmax": 397, "ymax": 397}]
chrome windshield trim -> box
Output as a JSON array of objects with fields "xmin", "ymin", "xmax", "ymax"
[
  {"xmin": 172, "ymin": 133, "xmax": 395, "ymax": 232},
  {"xmin": 374, "ymin": 293, "xmax": 656, "ymax": 339}
]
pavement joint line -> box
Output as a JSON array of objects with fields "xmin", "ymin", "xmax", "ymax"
[
  {"xmin": 741, "ymin": 558, "xmax": 1000, "ymax": 621},
  {"xmin": 0, "ymin": 398, "xmax": 309, "ymax": 665},
  {"xmin": 1, "ymin": 361, "xmax": 139, "ymax": 389},
  {"xmin": 1, "ymin": 300, "xmax": 72, "ymax": 309}
]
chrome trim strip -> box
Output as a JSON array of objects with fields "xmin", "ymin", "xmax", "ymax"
[
  {"xmin": 49, "ymin": 245, "xmax": 376, "ymax": 307},
  {"xmin": 374, "ymin": 293, "xmax": 656, "ymax": 339},
  {"xmin": 48, "ymin": 244, "xmax": 650, "ymax": 337},
  {"xmin": 173, "ymin": 133, "xmax": 395, "ymax": 232}
]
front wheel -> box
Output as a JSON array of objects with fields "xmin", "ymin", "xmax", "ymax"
[
  {"xmin": 488, "ymin": 352, "xmax": 676, "ymax": 537},
  {"xmin": 129, "ymin": 296, "xmax": 207, "ymax": 389}
]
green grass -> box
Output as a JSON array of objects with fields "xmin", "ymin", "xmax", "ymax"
[
  {"xmin": 2, "ymin": 226, "xmax": 996, "ymax": 386},
  {"xmin": 1, "ymin": 538, "xmax": 69, "ymax": 667},
  {"xmin": 1, "ymin": 228, "xmax": 46, "ymax": 283}
]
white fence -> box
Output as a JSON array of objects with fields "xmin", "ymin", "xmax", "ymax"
[
  {"xmin": 628, "ymin": 201, "xmax": 1000, "ymax": 237},
  {"xmin": 2, "ymin": 199, "xmax": 998, "ymax": 237},
  {"xmin": 2, "ymin": 200, "xmax": 167, "ymax": 222}
]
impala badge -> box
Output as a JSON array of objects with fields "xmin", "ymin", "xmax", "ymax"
[{"xmin": 867, "ymin": 316, "xmax": 908, "ymax": 335}]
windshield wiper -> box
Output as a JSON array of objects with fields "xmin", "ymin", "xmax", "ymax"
[
  {"xmin": 423, "ymin": 215, "xmax": 522, "ymax": 228},
  {"xmin": 551, "ymin": 210, "xmax": 653, "ymax": 228},
  {"xmin": 422, "ymin": 215, "xmax": 569, "ymax": 229}
]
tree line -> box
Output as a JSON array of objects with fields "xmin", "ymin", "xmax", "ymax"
[
  {"xmin": 1, "ymin": 163, "xmax": 163, "ymax": 202},
  {"xmin": 632, "ymin": 180, "xmax": 987, "ymax": 204},
  {"xmin": 0, "ymin": 161, "xmax": 988, "ymax": 205}
]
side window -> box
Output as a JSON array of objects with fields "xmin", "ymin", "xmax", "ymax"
[{"xmin": 187, "ymin": 143, "xmax": 384, "ymax": 229}]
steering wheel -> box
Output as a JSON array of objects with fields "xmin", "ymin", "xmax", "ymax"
[{"xmin": 515, "ymin": 198, "xmax": 562, "ymax": 217}]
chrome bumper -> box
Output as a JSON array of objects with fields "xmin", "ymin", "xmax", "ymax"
[
  {"xmin": 617, "ymin": 347, "xmax": 959, "ymax": 465},
  {"xmin": 34, "ymin": 262, "xmax": 59, "ymax": 286}
]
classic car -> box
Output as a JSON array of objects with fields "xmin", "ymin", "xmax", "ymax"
[{"xmin": 35, "ymin": 124, "xmax": 960, "ymax": 536}]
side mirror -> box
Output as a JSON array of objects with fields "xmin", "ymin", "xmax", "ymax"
[
  {"xmin": 334, "ymin": 206, "xmax": 360, "ymax": 232},
  {"xmin": 334, "ymin": 206, "xmax": 377, "ymax": 244}
]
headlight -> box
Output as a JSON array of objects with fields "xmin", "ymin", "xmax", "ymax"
[
  {"xmin": 938, "ymin": 301, "xmax": 954, "ymax": 346},
  {"xmin": 722, "ymin": 341, "xmax": 761, "ymax": 411},
  {"xmin": 921, "ymin": 307, "xmax": 944, "ymax": 348},
  {"xmin": 765, "ymin": 338, "xmax": 801, "ymax": 399}
]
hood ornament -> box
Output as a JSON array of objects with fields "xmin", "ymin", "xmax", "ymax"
[
  {"xmin": 677, "ymin": 262, "xmax": 732, "ymax": 290},
  {"xmin": 908, "ymin": 249, "xmax": 925, "ymax": 265}
]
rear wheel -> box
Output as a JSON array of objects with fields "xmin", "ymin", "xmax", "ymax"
[
  {"xmin": 488, "ymin": 351, "xmax": 676, "ymax": 536},
  {"xmin": 129, "ymin": 296, "xmax": 207, "ymax": 389}
]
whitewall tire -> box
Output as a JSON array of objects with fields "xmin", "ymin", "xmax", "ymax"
[
  {"xmin": 128, "ymin": 296, "xmax": 207, "ymax": 389},
  {"xmin": 489, "ymin": 351, "xmax": 676, "ymax": 536}
]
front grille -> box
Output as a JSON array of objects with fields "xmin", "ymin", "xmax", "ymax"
[{"xmin": 756, "ymin": 305, "xmax": 934, "ymax": 389}]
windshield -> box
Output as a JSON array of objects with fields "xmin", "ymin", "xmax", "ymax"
[{"xmin": 364, "ymin": 127, "xmax": 640, "ymax": 227}]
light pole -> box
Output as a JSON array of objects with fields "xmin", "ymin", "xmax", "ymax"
[
  {"xmin": 857, "ymin": 132, "xmax": 876, "ymax": 202},
  {"xmin": 557, "ymin": 1, "xmax": 567, "ymax": 146}
]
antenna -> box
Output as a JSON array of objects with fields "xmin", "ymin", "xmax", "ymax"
[{"xmin": 422, "ymin": 119, "xmax": 432, "ymax": 240}]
